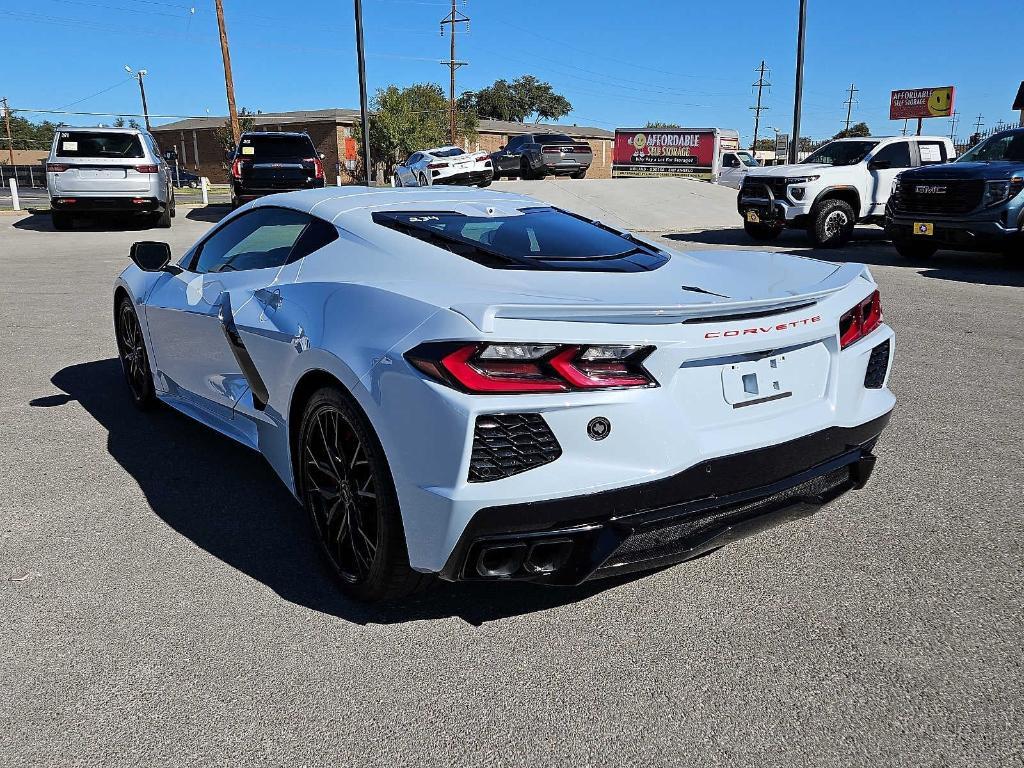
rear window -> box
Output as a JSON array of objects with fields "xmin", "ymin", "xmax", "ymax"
[
  {"xmin": 534, "ymin": 135, "xmax": 576, "ymax": 145},
  {"xmin": 237, "ymin": 134, "xmax": 316, "ymax": 159},
  {"xmin": 373, "ymin": 208, "xmax": 667, "ymax": 272},
  {"xmin": 432, "ymin": 147, "xmax": 466, "ymax": 158},
  {"xmin": 55, "ymin": 131, "xmax": 144, "ymax": 159}
]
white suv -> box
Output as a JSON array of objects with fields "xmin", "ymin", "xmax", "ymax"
[
  {"xmin": 737, "ymin": 136, "xmax": 955, "ymax": 247},
  {"xmin": 46, "ymin": 127, "xmax": 174, "ymax": 231}
]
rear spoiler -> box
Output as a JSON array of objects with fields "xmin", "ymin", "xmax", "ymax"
[{"xmin": 451, "ymin": 262, "xmax": 869, "ymax": 333}]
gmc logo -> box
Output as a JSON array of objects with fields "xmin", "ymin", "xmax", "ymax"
[{"xmin": 915, "ymin": 185, "xmax": 947, "ymax": 194}]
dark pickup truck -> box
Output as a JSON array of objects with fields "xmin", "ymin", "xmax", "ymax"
[{"xmin": 886, "ymin": 127, "xmax": 1024, "ymax": 258}]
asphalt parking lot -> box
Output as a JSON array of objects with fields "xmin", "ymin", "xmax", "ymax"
[{"xmin": 1, "ymin": 202, "xmax": 1022, "ymax": 766}]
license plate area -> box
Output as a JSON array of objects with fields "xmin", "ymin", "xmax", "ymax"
[
  {"xmin": 745, "ymin": 210, "xmax": 761, "ymax": 223},
  {"xmin": 718, "ymin": 343, "xmax": 830, "ymax": 412},
  {"xmin": 913, "ymin": 222, "xmax": 934, "ymax": 236},
  {"xmin": 79, "ymin": 168, "xmax": 126, "ymax": 180}
]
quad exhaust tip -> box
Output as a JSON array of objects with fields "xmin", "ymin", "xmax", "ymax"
[{"xmin": 475, "ymin": 538, "xmax": 575, "ymax": 579}]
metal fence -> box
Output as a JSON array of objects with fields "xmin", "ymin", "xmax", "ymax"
[{"xmin": 0, "ymin": 164, "xmax": 47, "ymax": 188}]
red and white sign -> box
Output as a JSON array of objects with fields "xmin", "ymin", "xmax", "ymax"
[
  {"xmin": 612, "ymin": 129, "xmax": 717, "ymax": 179},
  {"xmin": 889, "ymin": 87, "xmax": 956, "ymax": 120}
]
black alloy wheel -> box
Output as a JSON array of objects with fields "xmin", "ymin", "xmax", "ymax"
[
  {"xmin": 115, "ymin": 298, "xmax": 156, "ymax": 409},
  {"xmin": 297, "ymin": 387, "xmax": 429, "ymax": 602}
]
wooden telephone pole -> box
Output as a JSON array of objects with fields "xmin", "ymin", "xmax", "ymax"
[
  {"xmin": 440, "ymin": 0, "xmax": 469, "ymax": 145},
  {"xmin": 750, "ymin": 61, "xmax": 770, "ymax": 151},
  {"xmin": 214, "ymin": 0, "xmax": 240, "ymax": 145},
  {"xmin": 842, "ymin": 82, "xmax": 858, "ymax": 134},
  {"xmin": 2, "ymin": 98, "xmax": 14, "ymax": 166}
]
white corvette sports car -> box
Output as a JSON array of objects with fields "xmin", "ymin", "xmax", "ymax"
[
  {"xmin": 114, "ymin": 186, "xmax": 894, "ymax": 601},
  {"xmin": 391, "ymin": 146, "xmax": 493, "ymax": 188}
]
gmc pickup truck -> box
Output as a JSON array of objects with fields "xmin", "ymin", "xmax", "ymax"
[
  {"xmin": 886, "ymin": 127, "xmax": 1024, "ymax": 258},
  {"xmin": 738, "ymin": 136, "xmax": 955, "ymax": 247}
]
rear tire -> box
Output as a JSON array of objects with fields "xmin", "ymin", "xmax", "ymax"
[
  {"xmin": 570, "ymin": 169, "xmax": 586, "ymax": 179},
  {"xmin": 418, "ymin": 172, "xmax": 430, "ymax": 187},
  {"xmin": 807, "ymin": 198, "xmax": 855, "ymax": 248},
  {"xmin": 893, "ymin": 238, "xmax": 938, "ymax": 259},
  {"xmin": 478, "ymin": 177, "xmax": 492, "ymax": 187},
  {"xmin": 297, "ymin": 386, "xmax": 431, "ymax": 603},
  {"xmin": 154, "ymin": 205, "xmax": 172, "ymax": 229},
  {"xmin": 51, "ymin": 211, "xmax": 73, "ymax": 231},
  {"xmin": 520, "ymin": 158, "xmax": 536, "ymax": 180},
  {"xmin": 743, "ymin": 221, "xmax": 782, "ymax": 242}
]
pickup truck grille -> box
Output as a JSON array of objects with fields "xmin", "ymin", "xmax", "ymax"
[
  {"xmin": 893, "ymin": 178, "xmax": 984, "ymax": 215},
  {"xmin": 741, "ymin": 177, "xmax": 788, "ymax": 199}
]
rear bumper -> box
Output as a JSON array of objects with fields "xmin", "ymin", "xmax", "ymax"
[
  {"xmin": 439, "ymin": 412, "xmax": 891, "ymax": 584},
  {"xmin": 435, "ymin": 169, "xmax": 494, "ymax": 185},
  {"xmin": 49, "ymin": 196, "xmax": 164, "ymax": 213},
  {"xmin": 543, "ymin": 160, "xmax": 592, "ymax": 174},
  {"xmin": 233, "ymin": 179, "xmax": 326, "ymax": 199}
]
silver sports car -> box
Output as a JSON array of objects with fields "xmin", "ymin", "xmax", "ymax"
[{"xmin": 114, "ymin": 186, "xmax": 894, "ymax": 602}]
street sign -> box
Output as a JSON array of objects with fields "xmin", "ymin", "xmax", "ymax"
[{"xmin": 775, "ymin": 133, "xmax": 789, "ymax": 160}]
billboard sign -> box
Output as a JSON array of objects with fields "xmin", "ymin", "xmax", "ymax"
[
  {"xmin": 612, "ymin": 129, "xmax": 717, "ymax": 179},
  {"xmin": 889, "ymin": 86, "xmax": 956, "ymax": 120}
]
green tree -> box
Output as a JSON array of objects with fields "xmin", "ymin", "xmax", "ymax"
[
  {"xmin": 214, "ymin": 107, "xmax": 261, "ymax": 155},
  {"xmin": 1, "ymin": 114, "xmax": 60, "ymax": 155},
  {"xmin": 113, "ymin": 116, "xmax": 126, "ymax": 127},
  {"xmin": 833, "ymin": 121, "xmax": 870, "ymax": 139},
  {"xmin": 458, "ymin": 75, "xmax": 571, "ymax": 123},
  {"xmin": 645, "ymin": 121, "xmax": 682, "ymax": 129},
  {"xmin": 753, "ymin": 138, "xmax": 776, "ymax": 151},
  {"xmin": 360, "ymin": 83, "xmax": 477, "ymax": 180}
]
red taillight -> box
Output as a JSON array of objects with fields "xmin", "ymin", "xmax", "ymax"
[
  {"xmin": 839, "ymin": 290, "xmax": 883, "ymax": 349},
  {"xmin": 304, "ymin": 157, "xmax": 325, "ymax": 179},
  {"xmin": 231, "ymin": 158, "xmax": 246, "ymax": 179},
  {"xmin": 406, "ymin": 342, "xmax": 657, "ymax": 394},
  {"xmin": 541, "ymin": 146, "xmax": 561, "ymax": 154},
  {"xmin": 46, "ymin": 163, "xmax": 70, "ymax": 173},
  {"xmin": 135, "ymin": 164, "xmax": 158, "ymax": 174},
  {"xmin": 427, "ymin": 161, "xmax": 448, "ymax": 169}
]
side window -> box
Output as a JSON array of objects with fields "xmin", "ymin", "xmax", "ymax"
[
  {"xmin": 722, "ymin": 153, "xmax": 739, "ymax": 168},
  {"xmin": 871, "ymin": 141, "xmax": 913, "ymax": 169},
  {"xmin": 407, "ymin": 153, "xmax": 420, "ymax": 165},
  {"xmin": 288, "ymin": 217, "xmax": 339, "ymax": 262},
  {"xmin": 192, "ymin": 207, "xmax": 311, "ymax": 274},
  {"xmin": 917, "ymin": 141, "xmax": 947, "ymax": 165}
]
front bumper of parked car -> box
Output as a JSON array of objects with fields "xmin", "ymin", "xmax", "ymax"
[{"xmin": 885, "ymin": 205, "xmax": 1024, "ymax": 251}]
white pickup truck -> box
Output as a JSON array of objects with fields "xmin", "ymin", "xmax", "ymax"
[{"xmin": 737, "ymin": 135, "xmax": 956, "ymax": 247}]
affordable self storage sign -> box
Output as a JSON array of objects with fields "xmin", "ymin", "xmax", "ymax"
[{"xmin": 612, "ymin": 129, "xmax": 717, "ymax": 179}]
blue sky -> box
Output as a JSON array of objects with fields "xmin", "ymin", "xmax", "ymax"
[{"xmin": 3, "ymin": 0, "xmax": 1022, "ymax": 142}]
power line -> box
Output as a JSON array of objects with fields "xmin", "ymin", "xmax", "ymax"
[
  {"xmin": 750, "ymin": 60, "xmax": 770, "ymax": 150},
  {"xmin": 439, "ymin": 0, "xmax": 469, "ymax": 144},
  {"xmin": 842, "ymin": 82, "xmax": 858, "ymax": 133},
  {"xmin": 973, "ymin": 114, "xmax": 984, "ymax": 135}
]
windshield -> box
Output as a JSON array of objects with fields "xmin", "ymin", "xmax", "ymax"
[
  {"xmin": 801, "ymin": 140, "xmax": 879, "ymax": 166},
  {"xmin": 958, "ymin": 132, "xmax": 1024, "ymax": 163},
  {"xmin": 55, "ymin": 131, "xmax": 144, "ymax": 158},
  {"xmin": 373, "ymin": 207, "xmax": 666, "ymax": 272},
  {"xmin": 737, "ymin": 152, "xmax": 759, "ymax": 167},
  {"xmin": 432, "ymin": 147, "xmax": 465, "ymax": 158},
  {"xmin": 237, "ymin": 134, "xmax": 316, "ymax": 159}
]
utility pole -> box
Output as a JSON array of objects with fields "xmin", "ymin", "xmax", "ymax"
[
  {"xmin": 1, "ymin": 98, "xmax": 14, "ymax": 166},
  {"xmin": 789, "ymin": 0, "xmax": 807, "ymax": 164},
  {"xmin": 353, "ymin": 0, "xmax": 372, "ymax": 183},
  {"xmin": 973, "ymin": 114, "xmax": 984, "ymax": 135},
  {"xmin": 750, "ymin": 60, "xmax": 770, "ymax": 151},
  {"xmin": 842, "ymin": 82, "xmax": 858, "ymax": 134},
  {"xmin": 214, "ymin": 0, "xmax": 240, "ymax": 145},
  {"xmin": 136, "ymin": 71, "xmax": 151, "ymax": 131},
  {"xmin": 440, "ymin": 0, "xmax": 469, "ymax": 145},
  {"xmin": 948, "ymin": 110, "xmax": 959, "ymax": 142}
]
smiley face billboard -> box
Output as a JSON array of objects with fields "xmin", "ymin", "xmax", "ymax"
[{"xmin": 890, "ymin": 86, "xmax": 956, "ymax": 120}]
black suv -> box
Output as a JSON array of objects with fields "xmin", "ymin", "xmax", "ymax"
[
  {"xmin": 228, "ymin": 131, "xmax": 326, "ymax": 208},
  {"xmin": 490, "ymin": 133, "xmax": 593, "ymax": 180}
]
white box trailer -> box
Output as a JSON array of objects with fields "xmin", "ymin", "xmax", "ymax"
[{"xmin": 611, "ymin": 127, "xmax": 743, "ymax": 182}]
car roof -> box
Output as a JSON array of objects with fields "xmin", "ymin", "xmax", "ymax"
[
  {"xmin": 830, "ymin": 135, "xmax": 948, "ymax": 142},
  {"xmin": 423, "ymin": 146, "xmax": 463, "ymax": 154},
  {"xmin": 57, "ymin": 126, "xmax": 145, "ymax": 134},
  {"xmin": 251, "ymin": 186, "xmax": 542, "ymax": 223},
  {"xmin": 239, "ymin": 131, "xmax": 311, "ymax": 138}
]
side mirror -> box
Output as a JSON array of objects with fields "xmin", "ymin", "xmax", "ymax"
[
  {"xmin": 318, "ymin": 152, "xmax": 326, "ymax": 160},
  {"xmin": 869, "ymin": 159, "xmax": 892, "ymax": 171},
  {"xmin": 130, "ymin": 241, "xmax": 172, "ymax": 272}
]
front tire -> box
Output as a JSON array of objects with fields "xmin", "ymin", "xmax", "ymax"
[
  {"xmin": 743, "ymin": 221, "xmax": 782, "ymax": 241},
  {"xmin": 115, "ymin": 297, "xmax": 157, "ymax": 410},
  {"xmin": 807, "ymin": 199, "xmax": 855, "ymax": 247},
  {"xmin": 297, "ymin": 386, "xmax": 430, "ymax": 602},
  {"xmin": 893, "ymin": 238, "xmax": 938, "ymax": 259},
  {"xmin": 477, "ymin": 177, "xmax": 492, "ymax": 187}
]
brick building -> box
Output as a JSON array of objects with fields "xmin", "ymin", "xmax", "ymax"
[{"xmin": 151, "ymin": 108, "xmax": 614, "ymax": 183}]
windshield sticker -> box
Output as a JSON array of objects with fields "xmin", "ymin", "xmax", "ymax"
[
  {"xmin": 241, "ymin": 146, "xmax": 255, "ymax": 155},
  {"xmin": 62, "ymin": 141, "xmax": 78, "ymax": 152},
  {"xmin": 407, "ymin": 216, "xmax": 439, "ymax": 222}
]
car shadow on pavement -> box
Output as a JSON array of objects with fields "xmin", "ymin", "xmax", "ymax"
[
  {"xmin": 33, "ymin": 358, "xmax": 642, "ymax": 626},
  {"xmin": 664, "ymin": 228, "xmax": 1024, "ymax": 288},
  {"xmin": 12, "ymin": 211, "xmax": 165, "ymax": 233},
  {"xmin": 185, "ymin": 206, "xmax": 231, "ymax": 223}
]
